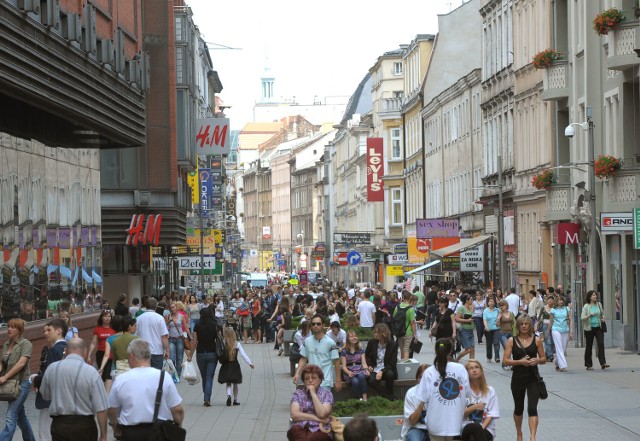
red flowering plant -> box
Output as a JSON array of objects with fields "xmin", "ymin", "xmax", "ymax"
[
  {"xmin": 531, "ymin": 169, "xmax": 556, "ymax": 190},
  {"xmin": 593, "ymin": 8, "xmax": 625, "ymax": 35},
  {"xmin": 532, "ymin": 49, "xmax": 563, "ymax": 69},
  {"xmin": 594, "ymin": 154, "xmax": 622, "ymax": 179}
]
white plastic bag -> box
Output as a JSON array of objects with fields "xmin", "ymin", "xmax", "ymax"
[
  {"xmin": 163, "ymin": 359, "xmax": 179, "ymax": 383},
  {"xmin": 182, "ymin": 360, "xmax": 199, "ymax": 385}
]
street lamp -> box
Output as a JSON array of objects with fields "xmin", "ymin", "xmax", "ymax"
[
  {"xmin": 564, "ymin": 106, "xmax": 597, "ymax": 292},
  {"xmin": 473, "ymin": 154, "xmax": 505, "ymax": 290}
]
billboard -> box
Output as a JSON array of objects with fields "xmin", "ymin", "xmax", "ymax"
[
  {"xmin": 195, "ymin": 118, "xmax": 231, "ymax": 155},
  {"xmin": 199, "ymin": 168, "xmax": 212, "ymax": 212},
  {"xmin": 366, "ymin": 138, "xmax": 383, "ymax": 202},
  {"xmin": 416, "ymin": 218, "xmax": 459, "ymax": 238}
]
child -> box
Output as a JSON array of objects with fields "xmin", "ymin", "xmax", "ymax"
[{"xmin": 218, "ymin": 326, "xmax": 254, "ymax": 406}]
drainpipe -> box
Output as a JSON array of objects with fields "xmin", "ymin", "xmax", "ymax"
[{"xmin": 402, "ymin": 111, "xmax": 408, "ymax": 233}]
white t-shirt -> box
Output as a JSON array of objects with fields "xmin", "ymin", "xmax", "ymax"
[
  {"xmin": 401, "ymin": 385, "xmax": 428, "ymax": 439},
  {"xmin": 135, "ymin": 311, "xmax": 168, "ymax": 355},
  {"xmin": 109, "ymin": 367, "xmax": 182, "ymax": 425},
  {"xmin": 505, "ymin": 293, "xmax": 521, "ymax": 316},
  {"xmin": 347, "ymin": 288, "xmax": 355, "ymax": 300},
  {"xmin": 327, "ymin": 329, "xmax": 347, "ymax": 348},
  {"xmin": 357, "ymin": 300, "xmax": 376, "ymax": 328},
  {"xmin": 461, "ymin": 385, "xmax": 500, "ymax": 438},
  {"xmin": 415, "ymin": 362, "xmax": 469, "ymax": 437}
]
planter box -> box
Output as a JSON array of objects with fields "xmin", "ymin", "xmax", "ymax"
[
  {"xmin": 283, "ymin": 329, "xmax": 296, "ymax": 342},
  {"xmin": 337, "ymin": 415, "xmax": 403, "ymax": 441}
]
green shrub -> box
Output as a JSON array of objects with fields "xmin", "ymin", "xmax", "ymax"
[{"xmin": 333, "ymin": 397, "xmax": 404, "ymax": 417}]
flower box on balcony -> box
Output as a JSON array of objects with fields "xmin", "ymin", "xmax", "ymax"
[
  {"xmin": 593, "ymin": 8, "xmax": 625, "ymax": 35},
  {"xmin": 531, "ymin": 169, "xmax": 557, "ymax": 190},
  {"xmin": 532, "ymin": 49, "xmax": 563, "ymax": 69},
  {"xmin": 594, "ymin": 155, "xmax": 623, "ymax": 179}
]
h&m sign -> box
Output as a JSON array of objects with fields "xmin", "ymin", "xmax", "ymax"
[{"xmin": 126, "ymin": 214, "xmax": 162, "ymax": 246}]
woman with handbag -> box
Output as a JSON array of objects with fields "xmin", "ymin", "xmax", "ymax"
[
  {"xmin": 188, "ymin": 307, "xmax": 219, "ymax": 407},
  {"xmin": 502, "ymin": 314, "xmax": 546, "ymax": 441},
  {"xmin": 432, "ymin": 297, "xmax": 455, "ymax": 342},
  {"xmin": 581, "ymin": 290, "xmax": 609, "ymax": 370},
  {"xmin": 0, "ymin": 318, "xmax": 35, "ymax": 441}
]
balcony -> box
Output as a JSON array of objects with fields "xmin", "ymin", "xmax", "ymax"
[
  {"xmin": 607, "ymin": 20, "xmax": 640, "ymax": 71},
  {"xmin": 604, "ymin": 170, "xmax": 637, "ymax": 206},
  {"xmin": 545, "ymin": 184, "xmax": 572, "ymax": 222},
  {"xmin": 541, "ymin": 61, "xmax": 570, "ymax": 101},
  {"xmin": 378, "ymin": 97, "xmax": 402, "ymax": 120}
]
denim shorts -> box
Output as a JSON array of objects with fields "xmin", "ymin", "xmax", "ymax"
[{"xmin": 459, "ymin": 329, "xmax": 475, "ymax": 349}]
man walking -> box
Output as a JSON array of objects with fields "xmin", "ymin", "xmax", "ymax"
[
  {"xmin": 32, "ymin": 319, "xmax": 68, "ymax": 441},
  {"xmin": 505, "ymin": 287, "xmax": 521, "ymax": 316},
  {"xmin": 293, "ymin": 315, "xmax": 342, "ymax": 391},
  {"xmin": 135, "ymin": 297, "xmax": 170, "ymax": 369},
  {"xmin": 108, "ymin": 339, "xmax": 184, "ymax": 441},
  {"xmin": 394, "ymin": 291, "xmax": 417, "ymax": 360},
  {"xmin": 40, "ymin": 338, "xmax": 108, "ymax": 441},
  {"xmin": 356, "ymin": 293, "xmax": 376, "ymax": 329}
]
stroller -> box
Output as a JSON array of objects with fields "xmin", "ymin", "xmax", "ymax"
[{"xmin": 224, "ymin": 308, "xmax": 242, "ymax": 340}]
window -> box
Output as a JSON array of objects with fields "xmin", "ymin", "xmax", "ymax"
[
  {"xmin": 393, "ymin": 62, "xmax": 402, "ymax": 75},
  {"xmin": 391, "ymin": 188, "xmax": 402, "ymax": 225},
  {"xmin": 391, "ymin": 128, "xmax": 402, "ymax": 160}
]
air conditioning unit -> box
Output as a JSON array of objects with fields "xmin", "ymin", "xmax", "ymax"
[{"xmin": 134, "ymin": 190, "xmax": 151, "ymax": 207}]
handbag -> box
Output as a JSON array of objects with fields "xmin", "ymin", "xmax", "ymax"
[
  {"xmin": 409, "ymin": 338, "xmax": 423, "ymax": 354},
  {"xmin": 598, "ymin": 303, "xmax": 607, "ymax": 333},
  {"xmin": 429, "ymin": 320, "xmax": 439, "ymax": 338},
  {"xmin": 215, "ymin": 331, "xmax": 228, "ymax": 362},
  {"xmin": 534, "ymin": 369, "xmax": 548, "ymax": 400},
  {"xmin": 147, "ymin": 369, "xmax": 186, "ymax": 441},
  {"xmin": 0, "ymin": 378, "xmax": 20, "ymax": 401}
]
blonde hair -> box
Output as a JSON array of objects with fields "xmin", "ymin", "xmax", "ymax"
[
  {"xmin": 342, "ymin": 330, "xmax": 361, "ymax": 353},
  {"xmin": 515, "ymin": 314, "xmax": 534, "ymax": 337},
  {"xmin": 223, "ymin": 327, "xmax": 238, "ymax": 361},
  {"xmin": 175, "ymin": 301, "xmax": 187, "ymax": 312},
  {"xmin": 59, "ymin": 311, "xmax": 73, "ymax": 328},
  {"xmin": 465, "ymin": 359, "xmax": 489, "ymax": 396}
]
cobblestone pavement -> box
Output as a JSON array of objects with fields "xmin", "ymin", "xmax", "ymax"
[{"xmin": 3, "ymin": 336, "xmax": 640, "ymax": 440}]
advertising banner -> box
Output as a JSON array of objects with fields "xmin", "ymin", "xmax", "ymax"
[
  {"xmin": 635, "ymin": 208, "xmax": 640, "ymax": 249},
  {"xmin": 416, "ymin": 218, "xmax": 460, "ymax": 238},
  {"xmin": 199, "ymin": 168, "xmax": 212, "ymax": 212},
  {"xmin": 386, "ymin": 265, "xmax": 404, "ymax": 276},
  {"xmin": 408, "ymin": 235, "xmax": 430, "ymax": 264},
  {"xmin": 333, "ymin": 232, "xmax": 371, "ymax": 245},
  {"xmin": 366, "ymin": 138, "xmax": 383, "ymax": 202},
  {"xmin": 460, "ymin": 246, "xmax": 484, "ymax": 272},
  {"xmin": 195, "ymin": 118, "xmax": 231, "ymax": 155},
  {"xmin": 600, "ymin": 212, "xmax": 633, "ymax": 233},
  {"xmin": 262, "ymin": 226, "xmax": 271, "ymax": 240},
  {"xmin": 178, "ymin": 256, "xmax": 216, "ymax": 270},
  {"xmin": 557, "ymin": 222, "xmax": 581, "ymax": 244}
]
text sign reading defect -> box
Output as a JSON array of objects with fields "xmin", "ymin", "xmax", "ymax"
[
  {"xmin": 460, "ymin": 246, "xmax": 484, "ymax": 272},
  {"xmin": 178, "ymin": 256, "xmax": 216, "ymax": 270}
]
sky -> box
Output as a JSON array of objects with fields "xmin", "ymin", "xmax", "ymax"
[{"xmin": 187, "ymin": 0, "xmax": 467, "ymax": 129}]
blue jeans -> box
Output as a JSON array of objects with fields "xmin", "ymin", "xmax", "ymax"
[
  {"xmin": 150, "ymin": 354, "xmax": 164, "ymax": 370},
  {"xmin": 196, "ymin": 352, "xmax": 218, "ymax": 402},
  {"xmin": 474, "ymin": 317, "xmax": 485, "ymax": 342},
  {"xmin": 541, "ymin": 323, "xmax": 555, "ymax": 358},
  {"xmin": 0, "ymin": 379, "xmax": 35, "ymax": 441},
  {"xmin": 169, "ymin": 337, "xmax": 185, "ymax": 377},
  {"xmin": 190, "ymin": 319, "xmax": 200, "ymax": 334},
  {"xmin": 349, "ymin": 373, "xmax": 368, "ymax": 399},
  {"xmin": 485, "ymin": 329, "xmax": 500, "ymax": 360},
  {"xmin": 499, "ymin": 332, "xmax": 512, "ymax": 365},
  {"xmin": 405, "ymin": 427, "xmax": 430, "ymax": 441}
]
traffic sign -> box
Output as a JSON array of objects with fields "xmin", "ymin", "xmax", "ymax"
[
  {"xmin": 347, "ymin": 250, "xmax": 362, "ymax": 266},
  {"xmin": 277, "ymin": 259, "xmax": 286, "ymax": 266},
  {"xmin": 335, "ymin": 252, "xmax": 349, "ymax": 266}
]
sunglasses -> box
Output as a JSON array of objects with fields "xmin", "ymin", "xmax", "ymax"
[{"xmin": 311, "ymin": 322, "xmax": 323, "ymax": 326}]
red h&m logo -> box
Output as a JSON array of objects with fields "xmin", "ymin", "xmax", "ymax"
[{"xmin": 126, "ymin": 214, "xmax": 162, "ymax": 246}]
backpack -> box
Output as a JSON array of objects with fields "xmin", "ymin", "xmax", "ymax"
[{"xmin": 392, "ymin": 305, "xmax": 411, "ymax": 338}]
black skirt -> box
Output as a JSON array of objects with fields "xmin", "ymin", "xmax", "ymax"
[{"xmin": 218, "ymin": 358, "xmax": 242, "ymax": 384}]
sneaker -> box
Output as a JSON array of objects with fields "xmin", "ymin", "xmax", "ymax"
[
  {"xmin": 226, "ymin": 395, "xmax": 232, "ymax": 406},
  {"xmin": 233, "ymin": 400, "xmax": 240, "ymax": 406},
  {"xmin": 278, "ymin": 348, "xmax": 284, "ymax": 356},
  {"xmin": 487, "ymin": 358, "xmax": 492, "ymax": 363},
  {"xmin": 495, "ymin": 358, "xmax": 500, "ymax": 363},
  {"xmin": 204, "ymin": 401, "xmax": 211, "ymax": 407}
]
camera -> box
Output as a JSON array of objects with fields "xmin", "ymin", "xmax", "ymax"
[
  {"xmin": 564, "ymin": 126, "xmax": 576, "ymax": 138},
  {"xmin": 551, "ymin": 242, "xmax": 556, "ymax": 248}
]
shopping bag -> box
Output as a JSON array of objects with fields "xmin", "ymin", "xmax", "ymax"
[
  {"xmin": 163, "ymin": 359, "xmax": 179, "ymax": 383},
  {"xmin": 181, "ymin": 360, "xmax": 199, "ymax": 385}
]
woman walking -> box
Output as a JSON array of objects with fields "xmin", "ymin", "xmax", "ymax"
[
  {"xmin": 0, "ymin": 319, "xmax": 35, "ymax": 441},
  {"xmin": 461, "ymin": 360, "xmax": 500, "ymax": 441},
  {"xmin": 167, "ymin": 302, "xmax": 191, "ymax": 380},
  {"xmin": 482, "ymin": 297, "xmax": 500, "ymax": 364},
  {"xmin": 86, "ymin": 310, "xmax": 116, "ymax": 384},
  {"xmin": 339, "ymin": 330, "xmax": 370, "ymax": 401},
  {"xmin": 187, "ymin": 294, "xmax": 201, "ymax": 334},
  {"xmin": 497, "ymin": 300, "xmax": 515, "ymax": 370},
  {"xmin": 188, "ymin": 308, "xmax": 219, "ymax": 407},
  {"xmin": 538, "ymin": 295, "xmax": 556, "ymax": 362},
  {"xmin": 503, "ymin": 314, "xmax": 546, "ymax": 441},
  {"xmin": 59, "ymin": 311, "xmax": 78, "ymax": 342},
  {"xmin": 455, "ymin": 294, "xmax": 475, "ymax": 362},
  {"xmin": 431, "ymin": 297, "xmax": 455, "ymax": 342},
  {"xmin": 581, "ymin": 290, "xmax": 609, "ymax": 370},
  {"xmin": 218, "ymin": 327, "xmax": 254, "ymax": 406},
  {"xmin": 472, "ymin": 292, "xmax": 486, "ymax": 344},
  {"xmin": 415, "ymin": 338, "xmax": 469, "ymax": 441},
  {"xmin": 549, "ymin": 296, "xmax": 573, "ymax": 371}
]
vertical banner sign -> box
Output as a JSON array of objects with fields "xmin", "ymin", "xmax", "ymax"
[
  {"xmin": 366, "ymin": 138, "xmax": 384, "ymax": 202},
  {"xmin": 187, "ymin": 167, "xmax": 199, "ymax": 204},
  {"xmin": 227, "ymin": 196, "xmax": 236, "ymax": 218},
  {"xmin": 199, "ymin": 168, "xmax": 212, "ymax": 213},
  {"xmin": 635, "ymin": 208, "xmax": 640, "ymax": 249},
  {"xmin": 195, "ymin": 118, "xmax": 231, "ymax": 155}
]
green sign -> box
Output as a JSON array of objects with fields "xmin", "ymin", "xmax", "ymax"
[
  {"xmin": 189, "ymin": 262, "xmax": 223, "ymax": 275},
  {"xmin": 635, "ymin": 208, "xmax": 640, "ymax": 249}
]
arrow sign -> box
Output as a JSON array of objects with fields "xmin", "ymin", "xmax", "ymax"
[{"xmin": 347, "ymin": 250, "xmax": 362, "ymax": 266}]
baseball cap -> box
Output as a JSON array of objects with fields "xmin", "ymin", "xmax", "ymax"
[{"xmin": 330, "ymin": 321, "xmax": 341, "ymax": 329}]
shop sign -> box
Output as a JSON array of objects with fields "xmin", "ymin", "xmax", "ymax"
[
  {"xmin": 442, "ymin": 256, "xmax": 460, "ymax": 271},
  {"xmin": 195, "ymin": 118, "xmax": 230, "ymax": 155},
  {"xmin": 386, "ymin": 265, "xmax": 404, "ymax": 276},
  {"xmin": 125, "ymin": 214, "xmax": 162, "ymax": 246},
  {"xmin": 600, "ymin": 212, "xmax": 633, "ymax": 233},
  {"xmin": 179, "ymin": 256, "xmax": 216, "ymax": 269},
  {"xmin": 557, "ymin": 222, "xmax": 581, "ymax": 244},
  {"xmin": 416, "ymin": 218, "xmax": 459, "ymax": 238},
  {"xmin": 460, "ymin": 246, "xmax": 483, "ymax": 272},
  {"xmin": 366, "ymin": 138, "xmax": 383, "ymax": 202}
]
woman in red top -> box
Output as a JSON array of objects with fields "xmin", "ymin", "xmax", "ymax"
[
  {"xmin": 86, "ymin": 310, "xmax": 116, "ymax": 382},
  {"xmin": 251, "ymin": 292, "xmax": 262, "ymax": 343}
]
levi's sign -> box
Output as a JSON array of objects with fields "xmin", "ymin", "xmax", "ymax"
[
  {"xmin": 178, "ymin": 256, "xmax": 216, "ymax": 270},
  {"xmin": 366, "ymin": 138, "xmax": 383, "ymax": 202}
]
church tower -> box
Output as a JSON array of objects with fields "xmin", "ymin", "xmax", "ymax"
[{"xmin": 260, "ymin": 54, "xmax": 275, "ymax": 103}]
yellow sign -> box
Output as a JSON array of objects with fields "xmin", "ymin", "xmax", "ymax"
[
  {"xmin": 386, "ymin": 265, "xmax": 405, "ymax": 276},
  {"xmin": 408, "ymin": 236, "xmax": 430, "ymax": 264},
  {"xmin": 288, "ymin": 278, "xmax": 299, "ymax": 285},
  {"xmin": 187, "ymin": 165, "xmax": 199, "ymax": 204}
]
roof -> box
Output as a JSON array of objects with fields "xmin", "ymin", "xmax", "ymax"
[
  {"xmin": 240, "ymin": 122, "xmax": 282, "ymax": 134},
  {"xmin": 339, "ymin": 73, "xmax": 373, "ymax": 126}
]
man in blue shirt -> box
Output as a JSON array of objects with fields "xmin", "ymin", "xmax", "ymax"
[{"xmin": 293, "ymin": 315, "xmax": 342, "ymax": 391}]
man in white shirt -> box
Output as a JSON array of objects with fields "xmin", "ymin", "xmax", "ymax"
[
  {"xmin": 327, "ymin": 322, "xmax": 347, "ymax": 348},
  {"xmin": 135, "ymin": 297, "xmax": 170, "ymax": 370},
  {"xmin": 347, "ymin": 284, "xmax": 356, "ymax": 300},
  {"xmin": 356, "ymin": 293, "xmax": 376, "ymax": 329},
  {"xmin": 505, "ymin": 288, "xmax": 521, "ymax": 316},
  {"xmin": 108, "ymin": 339, "xmax": 183, "ymax": 441}
]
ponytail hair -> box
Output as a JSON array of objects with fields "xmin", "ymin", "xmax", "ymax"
[{"xmin": 433, "ymin": 338, "xmax": 453, "ymax": 380}]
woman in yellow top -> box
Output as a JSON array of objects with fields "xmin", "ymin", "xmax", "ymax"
[{"xmin": 0, "ymin": 318, "xmax": 35, "ymax": 441}]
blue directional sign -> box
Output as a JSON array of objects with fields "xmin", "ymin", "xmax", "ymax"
[
  {"xmin": 277, "ymin": 259, "xmax": 286, "ymax": 266},
  {"xmin": 347, "ymin": 250, "xmax": 362, "ymax": 266}
]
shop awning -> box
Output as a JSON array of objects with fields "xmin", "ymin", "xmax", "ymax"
[
  {"xmin": 429, "ymin": 235, "xmax": 493, "ymax": 258},
  {"xmin": 404, "ymin": 260, "xmax": 441, "ymax": 276}
]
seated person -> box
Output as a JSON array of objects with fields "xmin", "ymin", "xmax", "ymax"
[
  {"xmin": 344, "ymin": 415, "xmax": 379, "ymax": 441},
  {"xmin": 364, "ymin": 323, "xmax": 398, "ymax": 400},
  {"xmin": 401, "ymin": 364, "xmax": 430, "ymax": 441},
  {"xmin": 340, "ymin": 330, "xmax": 370, "ymax": 401},
  {"xmin": 287, "ymin": 364, "xmax": 333, "ymax": 441}
]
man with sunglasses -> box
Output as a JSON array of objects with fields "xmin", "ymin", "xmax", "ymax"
[{"xmin": 293, "ymin": 315, "xmax": 342, "ymax": 392}]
